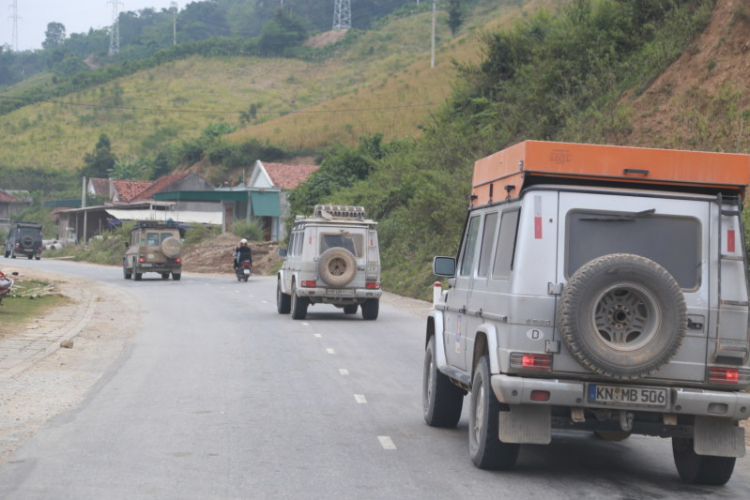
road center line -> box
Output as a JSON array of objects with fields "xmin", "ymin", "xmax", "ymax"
[
  {"xmin": 354, "ymin": 394, "xmax": 367, "ymax": 404},
  {"xmin": 302, "ymin": 322, "xmax": 310, "ymax": 327},
  {"xmin": 339, "ymin": 368, "xmax": 349, "ymax": 376},
  {"xmin": 378, "ymin": 436, "xmax": 396, "ymax": 450},
  {"xmin": 326, "ymin": 348, "xmax": 336, "ymax": 354},
  {"xmin": 314, "ymin": 333, "xmax": 322, "ymax": 338}
]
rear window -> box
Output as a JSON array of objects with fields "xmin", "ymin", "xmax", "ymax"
[
  {"xmin": 566, "ymin": 210, "xmax": 701, "ymax": 289},
  {"xmin": 320, "ymin": 232, "xmax": 364, "ymax": 257}
]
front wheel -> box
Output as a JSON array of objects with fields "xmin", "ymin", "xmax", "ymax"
[
  {"xmin": 672, "ymin": 437, "xmax": 736, "ymax": 485},
  {"xmin": 290, "ymin": 282, "xmax": 308, "ymax": 320},
  {"xmin": 469, "ymin": 355, "xmax": 519, "ymax": 470},
  {"xmin": 423, "ymin": 336, "xmax": 464, "ymax": 427},
  {"xmin": 277, "ymin": 279, "xmax": 291, "ymax": 314}
]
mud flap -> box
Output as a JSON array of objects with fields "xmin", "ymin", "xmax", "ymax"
[
  {"xmin": 498, "ymin": 404, "xmax": 551, "ymax": 444},
  {"xmin": 694, "ymin": 416, "xmax": 746, "ymax": 458}
]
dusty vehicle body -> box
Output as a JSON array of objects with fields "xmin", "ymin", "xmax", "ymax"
[
  {"xmin": 4, "ymin": 222, "xmax": 43, "ymax": 260},
  {"xmin": 424, "ymin": 140, "xmax": 750, "ymax": 485},
  {"xmin": 123, "ymin": 222, "xmax": 184, "ymax": 281},
  {"xmin": 277, "ymin": 205, "xmax": 382, "ymax": 320}
]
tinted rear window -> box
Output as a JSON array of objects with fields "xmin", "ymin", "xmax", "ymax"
[{"xmin": 566, "ymin": 211, "xmax": 700, "ymax": 289}]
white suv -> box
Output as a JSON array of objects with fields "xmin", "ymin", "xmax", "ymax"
[
  {"xmin": 277, "ymin": 205, "xmax": 382, "ymax": 320},
  {"xmin": 424, "ymin": 141, "xmax": 750, "ymax": 485}
]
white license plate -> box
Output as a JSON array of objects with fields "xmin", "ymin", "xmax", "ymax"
[
  {"xmin": 587, "ymin": 384, "xmax": 668, "ymax": 408},
  {"xmin": 328, "ymin": 288, "xmax": 354, "ymax": 296}
]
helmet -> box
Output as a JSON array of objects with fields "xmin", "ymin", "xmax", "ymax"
[{"xmin": 240, "ymin": 238, "xmax": 248, "ymax": 245}]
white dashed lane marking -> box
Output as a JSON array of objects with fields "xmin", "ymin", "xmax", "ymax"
[
  {"xmin": 326, "ymin": 348, "xmax": 336, "ymax": 354},
  {"xmin": 378, "ymin": 436, "xmax": 396, "ymax": 450},
  {"xmin": 354, "ymin": 394, "xmax": 367, "ymax": 404},
  {"xmin": 339, "ymin": 369, "xmax": 349, "ymax": 376},
  {"xmin": 302, "ymin": 322, "xmax": 310, "ymax": 327},
  {"xmin": 314, "ymin": 333, "xmax": 322, "ymax": 338}
]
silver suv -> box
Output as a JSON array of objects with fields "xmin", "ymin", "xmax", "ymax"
[
  {"xmin": 424, "ymin": 140, "xmax": 750, "ymax": 485},
  {"xmin": 277, "ymin": 205, "xmax": 382, "ymax": 320}
]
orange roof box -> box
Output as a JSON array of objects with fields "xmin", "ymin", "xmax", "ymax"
[{"xmin": 472, "ymin": 141, "xmax": 750, "ymax": 205}]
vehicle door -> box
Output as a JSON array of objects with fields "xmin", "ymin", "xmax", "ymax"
[
  {"xmin": 555, "ymin": 191, "xmax": 709, "ymax": 381},
  {"xmin": 442, "ymin": 212, "xmax": 481, "ymax": 370}
]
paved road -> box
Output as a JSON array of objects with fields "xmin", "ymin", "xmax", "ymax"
[{"xmin": 1, "ymin": 259, "xmax": 750, "ymax": 499}]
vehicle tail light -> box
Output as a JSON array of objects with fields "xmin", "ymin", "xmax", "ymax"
[
  {"xmin": 301, "ymin": 280, "xmax": 316, "ymax": 287},
  {"xmin": 174, "ymin": 258, "xmax": 181, "ymax": 263},
  {"xmin": 138, "ymin": 257, "xmax": 145, "ymax": 263},
  {"xmin": 708, "ymin": 366, "xmax": 750, "ymax": 384},
  {"xmin": 510, "ymin": 353, "xmax": 552, "ymax": 371},
  {"xmin": 365, "ymin": 281, "xmax": 380, "ymax": 289},
  {"xmin": 530, "ymin": 390, "xmax": 550, "ymax": 402}
]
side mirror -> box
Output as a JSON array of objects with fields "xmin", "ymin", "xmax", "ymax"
[
  {"xmin": 278, "ymin": 248, "xmax": 287, "ymax": 257},
  {"xmin": 433, "ymin": 256, "xmax": 456, "ymax": 277}
]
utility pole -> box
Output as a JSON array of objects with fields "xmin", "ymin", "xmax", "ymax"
[
  {"xmin": 81, "ymin": 177, "xmax": 88, "ymax": 245},
  {"xmin": 170, "ymin": 2, "xmax": 178, "ymax": 45},
  {"xmin": 332, "ymin": 0, "xmax": 351, "ymax": 31},
  {"xmin": 430, "ymin": 0, "xmax": 436, "ymax": 68},
  {"xmin": 108, "ymin": 0, "xmax": 122, "ymax": 55},
  {"xmin": 8, "ymin": 0, "xmax": 20, "ymax": 51}
]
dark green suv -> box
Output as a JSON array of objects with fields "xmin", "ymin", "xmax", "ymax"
[{"xmin": 3, "ymin": 222, "xmax": 43, "ymax": 260}]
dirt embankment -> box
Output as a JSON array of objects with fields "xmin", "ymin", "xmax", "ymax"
[{"xmin": 181, "ymin": 233, "xmax": 283, "ymax": 275}]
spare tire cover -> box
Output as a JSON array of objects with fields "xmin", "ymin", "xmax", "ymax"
[
  {"xmin": 558, "ymin": 253, "xmax": 687, "ymax": 380},
  {"xmin": 318, "ymin": 247, "xmax": 357, "ymax": 287},
  {"xmin": 160, "ymin": 237, "xmax": 182, "ymax": 259},
  {"xmin": 21, "ymin": 235, "xmax": 34, "ymax": 247}
]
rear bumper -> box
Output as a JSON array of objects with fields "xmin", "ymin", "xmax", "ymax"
[
  {"xmin": 296, "ymin": 286, "xmax": 382, "ymax": 303},
  {"xmin": 490, "ymin": 374, "xmax": 750, "ymax": 421}
]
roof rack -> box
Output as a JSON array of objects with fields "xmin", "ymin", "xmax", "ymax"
[
  {"xmin": 313, "ymin": 205, "xmax": 366, "ymax": 220},
  {"xmin": 133, "ymin": 220, "xmax": 180, "ymax": 229}
]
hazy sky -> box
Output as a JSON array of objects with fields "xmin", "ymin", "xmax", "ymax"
[{"xmin": 2, "ymin": 1, "xmax": 172, "ymax": 51}]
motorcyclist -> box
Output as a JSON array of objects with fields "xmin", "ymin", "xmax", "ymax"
[{"xmin": 233, "ymin": 238, "xmax": 252, "ymax": 270}]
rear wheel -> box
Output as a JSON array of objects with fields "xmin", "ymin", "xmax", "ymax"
[
  {"xmin": 161, "ymin": 273, "xmax": 170, "ymax": 280},
  {"xmin": 291, "ymin": 282, "xmax": 308, "ymax": 320},
  {"xmin": 27, "ymin": 254, "xmax": 33, "ymax": 260},
  {"xmin": 469, "ymin": 355, "xmax": 520, "ymax": 470},
  {"xmin": 361, "ymin": 299, "xmax": 379, "ymax": 320},
  {"xmin": 343, "ymin": 304, "xmax": 358, "ymax": 314},
  {"xmin": 123, "ymin": 260, "xmax": 132, "ymax": 280},
  {"xmin": 134, "ymin": 266, "xmax": 142, "ymax": 281},
  {"xmin": 172, "ymin": 273, "xmax": 181, "ymax": 281},
  {"xmin": 277, "ymin": 279, "xmax": 291, "ymax": 314},
  {"xmin": 423, "ymin": 336, "xmax": 464, "ymax": 427},
  {"xmin": 672, "ymin": 437, "xmax": 736, "ymax": 485}
]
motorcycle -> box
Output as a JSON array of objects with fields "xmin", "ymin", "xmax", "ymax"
[
  {"xmin": 0, "ymin": 269, "xmax": 18, "ymax": 305},
  {"xmin": 235, "ymin": 259, "xmax": 252, "ymax": 282}
]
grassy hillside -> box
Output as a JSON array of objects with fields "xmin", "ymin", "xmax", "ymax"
[{"xmin": 0, "ymin": 0, "xmax": 546, "ymax": 171}]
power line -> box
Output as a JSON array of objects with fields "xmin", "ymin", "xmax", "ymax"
[{"xmin": 0, "ymin": 95, "xmax": 438, "ymax": 117}]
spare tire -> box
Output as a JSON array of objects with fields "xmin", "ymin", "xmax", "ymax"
[
  {"xmin": 318, "ymin": 247, "xmax": 357, "ymax": 287},
  {"xmin": 21, "ymin": 235, "xmax": 34, "ymax": 248},
  {"xmin": 559, "ymin": 253, "xmax": 687, "ymax": 380},
  {"xmin": 160, "ymin": 236, "xmax": 182, "ymax": 259}
]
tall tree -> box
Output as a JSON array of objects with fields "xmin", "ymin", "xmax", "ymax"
[
  {"xmin": 82, "ymin": 134, "xmax": 118, "ymax": 179},
  {"xmin": 447, "ymin": 0, "xmax": 463, "ymax": 37},
  {"xmin": 42, "ymin": 22, "xmax": 67, "ymax": 49}
]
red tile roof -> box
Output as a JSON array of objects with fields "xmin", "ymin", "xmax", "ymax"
[
  {"xmin": 112, "ymin": 180, "xmax": 154, "ymax": 202},
  {"xmin": 262, "ymin": 163, "xmax": 319, "ymax": 190},
  {"xmin": 0, "ymin": 190, "xmax": 21, "ymax": 203},
  {"xmin": 133, "ymin": 172, "xmax": 190, "ymax": 201}
]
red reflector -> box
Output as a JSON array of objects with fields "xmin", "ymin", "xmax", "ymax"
[
  {"xmin": 301, "ymin": 280, "xmax": 316, "ymax": 287},
  {"xmin": 728, "ymin": 230, "xmax": 736, "ymax": 253},
  {"xmin": 709, "ymin": 367, "xmax": 739, "ymax": 384},
  {"xmin": 530, "ymin": 390, "xmax": 550, "ymax": 402},
  {"xmin": 365, "ymin": 282, "xmax": 380, "ymax": 289}
]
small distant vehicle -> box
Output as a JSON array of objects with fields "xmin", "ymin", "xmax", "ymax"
[
  {"xmin": 0, "ymin": 269, "xmax": 18, "ymax": 305},
  {"xmin": 123, "ymin": 221, "xmax": 183, "ymax": 281},
  {"xmin": 235, "ymin": 259, "xmax": 252, "ymax": 282},
  {"xmin": 3, "ymin": 222, "xmax": 43, "ymax": 260}
]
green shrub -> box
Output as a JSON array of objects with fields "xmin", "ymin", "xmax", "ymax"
[
  {"xmin": 183, "ymin": 224, "xmax": 221, "ymax": 246},
  {"xmin": 231, "ymin": 219, "xmax": 263, "ymax": 241}
]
